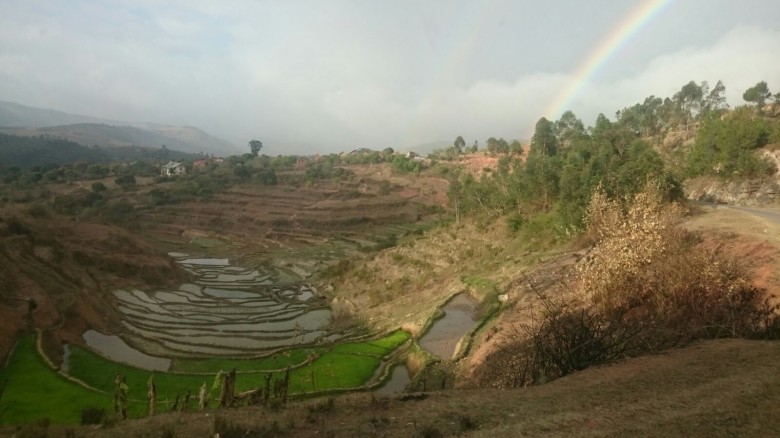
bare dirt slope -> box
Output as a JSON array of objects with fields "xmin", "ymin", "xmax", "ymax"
[{"xmin": 0, "ymin": 208, "xmax": 187, "ymax": 363}]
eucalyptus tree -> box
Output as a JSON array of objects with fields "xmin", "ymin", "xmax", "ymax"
[{"xmin": 531, "ymin": 117, "xmax": 557, "ymax": 156}]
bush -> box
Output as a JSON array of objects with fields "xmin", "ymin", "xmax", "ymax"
[
  {"xmin": 100, "ymin": 200, "xmax": 137, "ymax": 226},
  {"xmin": 27, "ymin": 204, "xmax": 49, "ymax": 218},
  {"xmin": 114, "ymin": 174, "xmax": 136, "ymax": 190},
  {"xmin": 506, "ymin": 212, "xmax": 523, "ymax": 232},
  {"xmin": 80, "ymin": 407, "xmax": 105, "ymax": 425},
  {"xmin": 509, "ymin": 182, "xmax": 779, "ymax": 387}
]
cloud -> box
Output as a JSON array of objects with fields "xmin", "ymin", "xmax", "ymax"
[
  {"xmin": 382, "ymin": 25, "xmax": 780, "ymax": 146},
  {"xmin": 554, "ymin": 25, "xmax": 780, "ymax": 127},
  {"xmin": 0, "ymin": 1, "xmax": 778, "ymax": 155}
]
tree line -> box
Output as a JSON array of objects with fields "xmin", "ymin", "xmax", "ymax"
[{"xmin": 447, "ymin": 79, "xmax": 780, "ymax": 235}]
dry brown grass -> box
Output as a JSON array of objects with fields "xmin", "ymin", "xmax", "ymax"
[
  {"xmin": 579, "ymin": 183, "xmax": 778, "ymax": 340},
  {"xmin": 472, "ymin": 183, "xmax": 779, "ymax": 389}
]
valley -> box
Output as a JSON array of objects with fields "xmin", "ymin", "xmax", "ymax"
[{"xmin": 1, "ymin": 81, "xmax": 780, "ymax": 436}]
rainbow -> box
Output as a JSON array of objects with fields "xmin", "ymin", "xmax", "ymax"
[{"xmin": 542, "ymin": 0, "xmax": 673, "ymax": 121}]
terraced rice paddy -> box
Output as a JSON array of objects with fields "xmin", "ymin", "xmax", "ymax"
[
  {"xmin": 0, "ymin": 331, "xmax": 411, "ymax": 425},
  {"xmin": 110, "ymin": 255, "xmax": 340, "ymax": 360}
]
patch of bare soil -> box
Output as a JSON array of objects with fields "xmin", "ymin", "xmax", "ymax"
[
  {"xmin": 686, "ymin": 205, "xmax": 780, "ymax": 304},
  {"xmin": 454, "ymin": 152, "xmax": 505, "ymax": 178},
  {"xmin": 31, "ymin": 338, "xmax": 779, "ymax": 437}
]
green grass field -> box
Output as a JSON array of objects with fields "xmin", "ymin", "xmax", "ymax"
[
  {"xmin": 0, "ymin": 336, "xmax": 110, "ymax": 425},
  {"xmin": 0, "ymin": 330, "xmax": 410, "ymax": 425},
  {"xmin": 170, "ymin": 346, "xmax": 326, "ymax": 373}
]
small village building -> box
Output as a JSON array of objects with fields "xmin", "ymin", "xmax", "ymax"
[{"xmin": 160, "ymin": 161, "xmax": 186, "ymax": 176}]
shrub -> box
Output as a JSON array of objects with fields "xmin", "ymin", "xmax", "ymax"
[
  {"xmin": 506, "ymin": 212, "xmax": 523, "ymax": 232},
  {"xmin": 27, "ymin": 204, "xmax": 49, "ymax": 218},
  {"xmin": 578, "ymin": 182, "xmax": 684, "ymax": 310},
  {"xmin": 80, "ymin": 407, "xmax": 105, "ymax": 425},
  {"xmin": 6, "ymin": 217, "xmax": 32, "ymax": 236},
  {"xmin": 114, "ymin": 174, "xmax": 136, "ymax": 190},
  {"xmin": 578, "ymin": 182, "xmax": 776, "ymax": 339},
  {"xmin": 511, "ymin": 182, "xmax": 779, "ymax": 387}
]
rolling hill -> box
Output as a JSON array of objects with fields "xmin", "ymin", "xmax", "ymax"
[{"xmin": 0, "ymin": 100, "xmax": 239, "ymax": 156}]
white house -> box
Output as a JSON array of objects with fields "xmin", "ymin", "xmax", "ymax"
[{"xmin": 160, "ymin": 161, "xmax": 186, "ymax": 176}]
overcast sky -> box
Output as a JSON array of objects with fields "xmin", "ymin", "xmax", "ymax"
[{"xmin": 1, "ymin": 0, "xmax": 779, "ymax": 154}]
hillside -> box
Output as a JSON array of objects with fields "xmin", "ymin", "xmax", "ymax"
[
  {"xmin": 0, "ymin": 101, "xmax": 239, "ymax": 156},
  {"xmin": 0, "ymin": 133, "xmax": 199, "ymax": 168},
  {"xmin": 0, "ymin": 206, "xmax": 188, "ymax": 363},
  {"xmin": 1, "ymin": 85, "xmax": 780, "ymax": 433},
  {"xmin": 0, "ymin": 162, "xmax": 448, "ymax": 363},
  {"xmin": 5, "ymin": 201, "xmax": 775, "ymax": 437},
  {"xmin": 0, "ymin": 100, "xmax": 119, "ymax": 127},
  {"xmin": 0, "ymin": 155, "xmax": 779, "ymax": 435},
  {"xmin": 22, "ymin": 338, "xmax": 777, "ymax": 437}
]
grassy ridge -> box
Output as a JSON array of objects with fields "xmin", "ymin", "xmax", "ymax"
[
  {"xmin": 171, "ymin": 347, "xmax": 326, "ymax": 373},
  {"xmin": 0, "ymin": 331, "xmax": 410, "ymax": 425}
]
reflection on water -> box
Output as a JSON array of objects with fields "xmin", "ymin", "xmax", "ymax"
[
  {"xmin": 82, "ymin": 330, "xmax": 171, "ymax": 371},
  {"xmin": 419, "ymin": 294, "xmax": 477, "ymax": 359},
  {"xmin": 376, "ymin": 365, "xmax": 411, "ymax": 395},
  {"xmin": 107, "ymin": 254, "xmax": 334, "ymax": 356},
  {"xmin": 178, "ymin": 258, "xmax": 230, "ymax": 266}
]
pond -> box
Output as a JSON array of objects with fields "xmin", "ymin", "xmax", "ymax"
[
  {"xmin": 418, "ymin": 294, "xmax": 478, "ymax": 359},
  {"xmin": 376, "ymin": 364, "xmax": 411, "ymax": 395}
]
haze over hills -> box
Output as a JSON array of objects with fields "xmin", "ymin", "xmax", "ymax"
[{"xmin": 0, "ymin": 100, "xmax": 241, "ymax": 156}]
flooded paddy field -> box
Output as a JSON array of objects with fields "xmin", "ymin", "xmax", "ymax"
[
  {"xmin": 106, "ymin": 255, "xmax": 342, "ymax": 359},
  {"xmin": 419, "ymin": 294, "xmax": 479, "ymax": 359}
]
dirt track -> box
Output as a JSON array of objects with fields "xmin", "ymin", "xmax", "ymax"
[{"xmin": 686, "ymin": 204, "xmax": 780, "ymax": 302}]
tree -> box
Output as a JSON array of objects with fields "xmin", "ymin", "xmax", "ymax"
[
  {"xmin": 486, "ymin": 137, "xmax": 510, "ymax": 154},
  {"xmin": 743, "ymin": 81, "xmax": 772, "ymax": 112},
  {"xmin": 453, "ymin": 136, "xmax": 466, "ymax": 154},
  {"xmin": 531, "ymin": 117, "xmax": 557, "ymax": 156},
  {"xmin": 704, "ymin": 80, "xmax": 728, "ymax": 115},
  {"xmin": 249, "ymin": 139, "xmax": 263, "ymax": 157},
  {"xmin": 555, "ymin": 111, "xmax": 586, "ymax": 149},
  {"xmin": 91, "ymin": 182, "xmax": 107, "ymax": 193},
  {"xmin": 509, "ymin": 140, "xmax": 523, "ymax": 155},
  {"xmin": 233, "ymin": 165, "xmax": 251, "ymax": 179},
  {"xmin": 686, "ymin": 106, "xmax": 773, "ymax": 177},
  {"xmin": 486, "ymin": 137, "xmax": 499, "ymax": 154},
  {"xmin": 114, "ymin": 174, "xmax": 136, "ymax": 190},
  {"xmin": 673, "ymin": 81, "xmax": 706, "ymax": 134}
]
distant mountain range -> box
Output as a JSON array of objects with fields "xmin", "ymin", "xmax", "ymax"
[{"xmin": 0, "ymin": 100, "xmax": 240, "ymax": 156}]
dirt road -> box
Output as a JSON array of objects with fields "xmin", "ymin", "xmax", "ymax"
[{"xmin": 729, "ymin": 205, "xmax": 780, "ymax": 225}]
